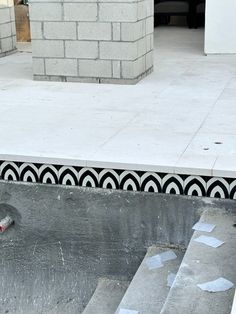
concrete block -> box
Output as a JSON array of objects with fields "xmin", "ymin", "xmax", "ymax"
[
  {"xmin": 146, "ymin": 16, "xmax": 154, "ymax": 35},
  {"xmin": 138, "ymin": 0, "xmax": 153, "ymax": 20},
  {"xmin": 45, "ymin": 58, "xmax": 78, "ymax": 76},
  {"xmin": 12, "ymin": 34, "xmax": 16, "ymax": 47},
  {"xmin": 0, "ymin": 0, "xmax": 14, "ymax": 6},
  {"xmin": 29, "ymin": 3, "xmax": 62, "ymax": 21},
  {"xmin": 112, "ymin": 60, "xmax": 121, "ymax": 78},
  {"xmin": 0, "ymin": 22, "xmax": 12, "ymax": 38},
  {"xmin": 145, "ymin": 50, "xmax": 153, "ymax": 70},
  {"xmin": 138, "ymin": 37, "xmax": 147, "ymax": 57},
  {"xmin": 79, "ymin": 60, "xmax": 112, "ymax": 78},
  {"xmin": 32, "ymin": 57, "xmax": 45, "ymax": 75},
  {"xmin": 44, "ymin": 22, "xmax": 76, "ymax": 40},
  {"xmin": 9, "ymin": 5, "xmax": 15, "ymax": 20},
  {"xmin": 121, "ymin": 20, "xmax": 145, "ymax": 42},
  {"xmin": 100, "ymin": 77, "xmax": 139, "ymax": 85},
  {"xmin": 122, "ymin": 55, "xmax": 146, "ymax": 79},
  {"xmin": 100, "ymin": 41, "xmax": 137, "ymax": 60},
  {"xmin": 146, "ymin": 34, "xmax": 153, "ymax": 52},
  {"xmin": 112, "ymin": 23, "xmax": 120, "ymax": 41},
  {"xmin": 99, "ymin": 3, "xmax": 138, "ymax": 22},
  {"xmin": 65, "ymin": 41, "xmax": 98, "ymax": 59},
  {"xmin": 64, "ymin": 3, "xmax": 97, "ymax": 21},
  {"xmin": 1, "ymin": 36, "xmax": 13, "ymax": 52},
  {"xmin": 0, "ymin": 8, "xmax": 11, "ymax": 24},
  {"xmin": 32, "ymin": 40, "xmax": 64, "ymax": 58},
  {"xmin": 78, "ymin": 22, "xmax": 111, "ymax": 41},
  {"xmin": 150, "ymin": 35, "xmax": 153, "ymax": 50},
  {"xmin": 34, "ymin": 75, "xmax": 65, "ymax": 82},
  {"xmin": 66, "ymin": 77, "xmax": 99, "ymax": 84},
  {"xmin": 9, "ymin": 21, "xmax": 15, "ymax": 36},
  {"xmin": 30, "ymin": 22, "xmax": 43, "ymax": 39},
  {"xmin": 11, "ymin": 21, "xmax": 16, "ymax": 36}
]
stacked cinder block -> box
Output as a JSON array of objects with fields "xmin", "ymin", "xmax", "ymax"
[
  {"xmin": 0, "ymin": 0, "xmax": 16, "ymax": 57},
  {"xmin": 29, "ymin": 0, "xmax": 154, "ymax": 84}
]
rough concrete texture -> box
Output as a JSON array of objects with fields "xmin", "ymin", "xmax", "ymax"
[
  {"xmin": 161, "ymin": 209, "xmax": 236, "ymax": 314},
  {"xmin": 83, "ymin": 278, "xmax": 129, "ymax": 314},
  {"xmin": 0, "ymin": 181, "xmax": 235, "ymax": 313},
  {"xmin": 116, "ymin": 246, "xmax": 184, "ymax": 314}
]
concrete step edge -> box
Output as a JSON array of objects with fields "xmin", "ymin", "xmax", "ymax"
[
  {"xmin": 160, "ymin": 209, "xmax": 236, "ymax": 314},
  {"xmin": 82, "ymin": 278, "xmax": 129, "ymax": 314},
  {"xmin": 115, "ymin": 246, "xmax": 184, "ymax": 314}
]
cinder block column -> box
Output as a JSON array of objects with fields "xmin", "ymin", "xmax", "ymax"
[
  {"xmin": 0, "ymin": 0, "xmax": 16, "ymax": 57},
  {"xmin": 29, "ymin": 0, "xmax": 154, "ymax": 84}
]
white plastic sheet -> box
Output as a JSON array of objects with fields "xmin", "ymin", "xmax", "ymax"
[
  {"xmin": 194, "ymin": 235, "xmax": 224, "ymax": 248},
  {"xmin": 197, "ymin": 277, "xmax": 234, "ymax": 292},
  {"xmin": 146, "ymin": 254, "xmax": 163, "ymax": 270},
  {"xmin": 160, "ymin": 250, "xmax": 177, "ymax": 262},
  {"xmin": 167, "ymin": 273, "xmax": 176, "ymax": 287},
  {"xmin": 181, "ymin": 262, "xmax": 189, "ymax": 267},
  {"xmin": 146, "ymin": 250, "xmax": 177, "ymax": 270},
  {"xmin": 192, "ymin": 222, "xmax": 215, "ymax": 233}
]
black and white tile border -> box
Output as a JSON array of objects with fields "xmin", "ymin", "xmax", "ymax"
[{"xmin": 0, "ymin": 161, "xmax": 235, "ymax": 200}]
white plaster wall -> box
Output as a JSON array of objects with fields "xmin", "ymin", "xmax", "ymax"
[{"xmin": 205, "ymin": 0, "xmax": 236, "ymax": 54}]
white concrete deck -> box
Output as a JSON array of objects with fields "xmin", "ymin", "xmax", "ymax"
[{"xmin": 1, "ymin": 27, "xmax": 236, "ymax": 178}]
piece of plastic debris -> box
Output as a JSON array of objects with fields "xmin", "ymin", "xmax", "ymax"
[
  {"xmin": 192, "ymin": 222, "xmax": 215, "ymax": 233},
  {"xmin": 146, "ymin": 250, "xmax": 177, "ymax": 270},
  {"xmin": 0, "ymin": 216, "xmax": 14, "ymax": 233},
  {"xmin": 119, "ymin": 309, "xmax": 139, "ymax": 314},
  {"xmin": 182, "ymin": 262, "xmax": 189, "ymax": 267},
  {"xmin": 160, "ymin": 250, "xmax": 177, "ymax": 262},
  {"xmin": 194, "ymin": 235, "xmax": 224, "ymax": 248},
  {"xmin": 146, "ymin": 254, "xmax": 163, "ymax": 270},
  {"xmin": 197, "ymin": 277, "xmax": 234, "ymax": 292},
  {"xmin": 167, "ymin": 273, "xmax": 176, "ymax": 287}
]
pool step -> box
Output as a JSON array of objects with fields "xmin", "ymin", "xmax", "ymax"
[
  {"xmin": 161, "ymin": 209, "xmax": 236, "ymax": 314},
  {"xmin": 82, "ymin": 278, "xmax": 129, "ymax": 314},
  {"xmin": 115, "ymin": 246, "xmax": 184, "ymax": 314}
]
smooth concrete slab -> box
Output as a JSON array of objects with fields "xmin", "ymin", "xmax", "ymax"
[
  {"xmin": 0, "ymin": 28, "xmax": 236, "ymax": 177},
  {"xmin": 83, "ymin": 278, "xmax": 129, "ymax": 314},
  {"xmin": 161, "ymin": 209, "xmax": 236, "ymax": 314},
  {"xmin": 116, "ymin": 246, "xmax": 184, "ymax": 314}
]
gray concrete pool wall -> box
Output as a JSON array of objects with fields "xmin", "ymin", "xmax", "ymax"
[{"xmin": 0, "ymin": 181, "xmax": 235, "ymax": 313}]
